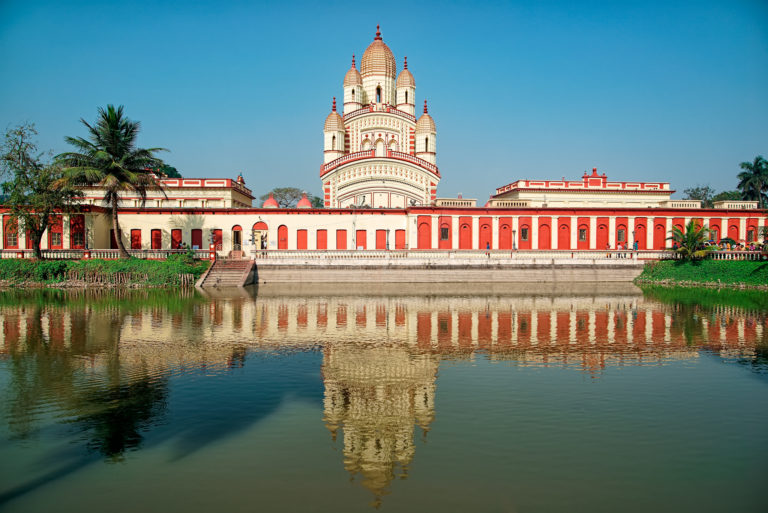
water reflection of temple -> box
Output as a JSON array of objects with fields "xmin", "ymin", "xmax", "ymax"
[
  {"xmin": 322, "ymin": 343, "xmax": 437, "ymax": 506},
  {"xmin": 1, "ymin": 289, "xmax": 765, "ymax": 496},
  {"xmin": 1, "ymin": 291, "xmax": 766, "ymax": 372}
]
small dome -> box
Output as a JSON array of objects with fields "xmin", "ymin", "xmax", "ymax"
[
  {"xmin": 296, "ymin": 192, "xmax": 312, "ymax": 208},
  {"xmin": 262, "ymin": 192, "xmax": 278, "ymax": 208},
  {"xmin": 396, "ymin": 56, "xmax": 415, "ymax": 88},
  {"xmin": 344, "ymin": 54, "xmax": 362, "ymax": 87},
  {"xmin": 324, "ymin": 97, "xmax": 345, "ymax": 132},
  {"xmin": 361, "ymin": 25, "xmax": 396, "ymax": 79},
  {"xmin": 416, "ymin": 100, "xmax": 435, "ymax": 133}
]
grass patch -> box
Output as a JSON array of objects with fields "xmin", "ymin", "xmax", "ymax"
[
  {"xmin": 0, "ymin": 255, "xmax": 210, "ymax": 287},
  {"xmin": 636, "ymin": 259, "xmax": 768, "ymax": 287}
]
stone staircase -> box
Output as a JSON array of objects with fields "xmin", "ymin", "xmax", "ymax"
[{"xmin": 197, "ymin": 259, "xmax": 254, "ymax": 288}]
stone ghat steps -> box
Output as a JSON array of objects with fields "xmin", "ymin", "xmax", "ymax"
[
  {"xmin": 198, "ymin": 259, "xmax": 253, "ymax": 288},
  {"xmin": 253, "ymin": 266, "xmax": 644, "ymax": 283}
]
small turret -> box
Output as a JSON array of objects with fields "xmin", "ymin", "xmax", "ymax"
[
  {"xmin": 323, "ymin": 97, "xmax": 346, "ymax": 163},
  {"xmin": 343, "ymin": 54, "xmax": 363, "ymax": 112},
  {"xmin": 415, "ymin": 100, "xmax": 436, "ymax": 164},
  {"xmin": 396, "ymin": 56, "xmax": 416, "ymax": 116}
]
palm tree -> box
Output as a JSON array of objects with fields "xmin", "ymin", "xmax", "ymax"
[
  {"xmin": 667, "ymin": 220, "xmax": 712, "ymax": 260},
  {"xmin": 57, "ymin": 105, "xmax": 166, "ymax": 257},
  {"xmin": 737, "ymin": 155, "xmax": 768, "ymax": 209}
]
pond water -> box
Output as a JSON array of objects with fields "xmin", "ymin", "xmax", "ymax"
[{"xmin": 0, "ymin": 283, "xmax": 766, "ymax": 512}]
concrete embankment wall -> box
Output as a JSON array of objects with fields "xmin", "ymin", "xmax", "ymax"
[{"xmin": 253, "ymin": 262, "xmax": 644, "ymax": 283}]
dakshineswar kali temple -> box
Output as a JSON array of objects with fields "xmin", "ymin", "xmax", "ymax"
[{"xmin": 0, "ymin": 26, "xmax": 765, "ymax": 254}]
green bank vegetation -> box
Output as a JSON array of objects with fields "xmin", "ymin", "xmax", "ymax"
[
  {"xmin": 640, "ymin": 284, "xmax": 768, "ymax": 311},
  {"xmin": 636, "ymin": 260, "xmax": 768, "ymax": 288},
  {"xmin": 0, "ymin": 286, "xmax": 208, "ymax": 313},
  {"xmin": 0, "ymin": 255, "xmax": 209, "ymax": 287}
]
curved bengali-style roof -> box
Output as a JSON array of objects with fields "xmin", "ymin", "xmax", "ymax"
[
  {"xmin": 262, "ymin": 192, "xmax": 278, "ymax": 208},
  {"xmin": 296, "ymin": 192, "xmax": 312, "ymax": 208}
]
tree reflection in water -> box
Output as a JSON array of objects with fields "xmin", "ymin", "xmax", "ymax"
[
  {"xmin": 71, "ymin": 374, "xmax": 168, "ymax": 461},
  {"xmin": 1, "ymin": 285, "xmax": 767, "ymax": 508}
]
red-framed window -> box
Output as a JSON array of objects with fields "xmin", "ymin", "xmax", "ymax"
[
  {"xmin": 130, "ymin": 229, "xmax": 142, "ymax": 250},
  {"xmin": 171, "ymin": 229, "xmax": 182, "ymax": 249},
  {"xmin": 151, "ymin": 229, "xmax": 162, "ymax": 250},
  {"xmin": 3, "ymin": 217, "xmax": 18, "ymax": 249},
  {"xmin": 191, "ymin": 229, "xmax": 202, "ymax": 249},
  {"xmin": 48, "ymin": 216, "xmax": 63, "ymax": 249},
  {"xmin": 70, "ymin": 215, "xmax": 85, "ymax": 249}
]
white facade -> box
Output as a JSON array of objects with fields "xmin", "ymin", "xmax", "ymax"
[{"xmin": 322, "ymin": 26, "xmax": 440, "ymax": 208}]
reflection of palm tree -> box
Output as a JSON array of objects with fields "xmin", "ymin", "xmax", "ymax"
[
  {"xmin": 71, "ymin": 310, "xmax": 168, "ymax": 461},
  {"xmin": 73, "ymin": 375, "xmax": 168, "ymax": 461}
]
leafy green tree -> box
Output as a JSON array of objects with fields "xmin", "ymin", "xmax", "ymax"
[
  {"xmin": 737, "ymin": 155, "xmax": 768, "ymax": 208},
  {"xmin": 683, "ymin": 185, "xmax": 715, "ymax": 207},
  {"xmin": 150, "ymin": 164, "xmax": 181, "ymax": 178},
  {"xmin": 711, "ymin": 190, "xmax": 741, "ymax": 203},
  {"xmin": 259, "ymin": 187, "xmax": 322, "ymax": 208},
  {"xmin": 0, "ymin": 123, "xmax": 82, "ymax": 259},
  {"xmin": 57, "ymin": 105, "xmax": 166, "ymax": 258},
  {"xmin": 667, "ymin": 219, "xmax": 712, "ymax": 260}
]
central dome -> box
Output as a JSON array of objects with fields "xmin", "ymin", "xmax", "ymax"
[{"xmin": 361, "ymin": 25, "xmax": 396, "ymax": 79}]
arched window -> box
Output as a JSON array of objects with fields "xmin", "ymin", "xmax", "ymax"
[
  {"xmin": 376, "ymin": 87, "xmax": 381, "ymax": 103},
  {"xmin": 351, "ymin": 89, "xmax": 355, "ymax": 100},
  {"xmin": 332, "ymin": 135, "xmax": 336, "ymax": 150},
  {"xmin": 425, "ymin": 137, "xmax": 429, "ymax": 151},
  {"xmin": 405, "ymin": 91, "xmax": 408, "ymax": 104},
  {"xmin": 362, "ymin": 139, "xmax": 371, "ymax": 151}
]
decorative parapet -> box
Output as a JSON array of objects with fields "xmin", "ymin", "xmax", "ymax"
[
  {"xmin": 660, "ymin": 200, "xmax": 702, "ymax": 209},
  {"xmin": 343, "ymin": 103, "xmax": 416, "ymax": 123},
  {"xmin": 712, "ymin": 201, "xmax": 759, "ymax": 210},
  {"xmin": 434, "ymin": 198, "xmax": 477, "ymax": 207},
  {"xmin": 486, "ymin": 199, "xmax": 531, "ymax": 208},
  {"xmin": 320, "ymin": 149, "xmax": 440, "ymax": 178}
]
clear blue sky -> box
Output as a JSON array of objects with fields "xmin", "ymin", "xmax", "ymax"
[{"xmin": 1, "ymin": 0, "xmax": 766, "ymax": 201}]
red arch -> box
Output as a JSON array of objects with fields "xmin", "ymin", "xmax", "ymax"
[
  {"xmin": 653, "ymin": 221, "xmax": 666, "ymax": 249},
  {"xmin": 459, "ymin": 223, "xmax": 472, "ymax": 249},
  {"xmin": 479, "ymin": 219, "xmax": 492, "ymax": 250},
  {"xmin": 498, "ymin": 218, "xmax": 512, "ymax": 250},
  {"xmin": 728, "ymin": 224, "xmax": 739, "ymax": 241},
  {"xmin": 635, "ymin": 224, "xmax": 647, "ymax": 250},
  {"xmin": 538, "ymin": 219, "xmax": 551, "ymax": 250},
  {"xmin": 418, "ymin": 222, "xmax": 431, "ymax": 249},
  {"xmin": 252, "ymin": 221, "xmax": 268, "ymax": 231},
  {"xmin": 597, "ymin": 223, "xmax": 609, "ymax": 249},
  {"xmin": 557, "ymin": 217, "xmax": 570, "ymax": 250}
]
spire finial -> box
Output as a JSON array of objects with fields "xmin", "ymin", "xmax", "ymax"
[
  {"xmin": 404, "ymin": 56, "xmax": 408, "ymax": 69},
  {"xmin": 332, "ymin": 97, "xmax": 336, "ymax": 112},
  {"xmin": 351, "ymin": 54, "xmax": 356, "ymax": 68},
  {"xmin": 423, "ymin": 99, "xmax": 428, "ymax": 114},
  {"xmin": 375, "ymin": 24, "xmax": 382, "ymax": 40}
]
